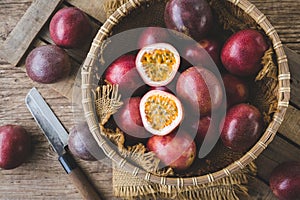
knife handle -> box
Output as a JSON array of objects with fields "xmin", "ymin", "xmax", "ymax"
[{"xmin": 59, "ymin": 152, "xmax": 102, "ymax": 200}]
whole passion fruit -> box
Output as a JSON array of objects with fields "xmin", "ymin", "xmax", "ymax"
[
  {"xmin": 164, "ymin": 0, "xmax": 213, "ymax": 41},
  {"xmin": 222, "ymin": 73, "xmax": 249, "ymax": 108},
  {"xmin": 137, "ymin": 27, "xmax": 172, "ymax": 49},
  {"xmin": 140, "ymin": 90, "xmax": 183, "ymax": 136},
  {"xmin": 147, "ymin": 130, "xmax": 196, "ymax": 171},
  {"xmin": 220, "ymin": 103, "xmax": 263, "ymax": 152},
  {"xmin": 136, "ymin": 43, "xmax": 180, "ymax": 87},
  {"xmin": 0, "ymin": 125, "xmax": 31, "ymax": 170},
  {"xmin": 269, "ymin": 161, "xmax": 300, "ymax": 200},
  {"xmin": 49, "ymin": 7, "xmax": 92, "ymax": 48},
  {"xmin": 25, "ymin": 45, "xmax": 71, "ymax": 84},
  {"xmin": 68, "ymin": 122, "xmax": 105, "ymax": 161},
  {"xmin": 114, "ymin": 97, "xmax": 150, "ymax": 141},
  {"xmin": 104, "ymin": 54, "xmax": 143, "ymax": 97},
  {"xmin": 183, "ymin": 38, "xmax": 222, "ymax": 69},
  {"xmin": 221, "ymin": 29, "xmax": 268, "ymax": 76},
  {"xmin": 176, "ymin": 66, "xmax": 223, "ymax": 117}
]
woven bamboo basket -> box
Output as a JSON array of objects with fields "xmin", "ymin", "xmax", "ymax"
[{"xmin": 81, "ymin": 0, "xmax": 290, "ymax": 186}]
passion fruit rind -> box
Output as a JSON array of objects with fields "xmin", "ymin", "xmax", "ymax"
[
  {"xmin": 136, "ymin": 43, "xmax": 180, "ymax": 87},
  {"xmin": 140, "ymin": 90, "xmax": 184, "ymax": 136}
]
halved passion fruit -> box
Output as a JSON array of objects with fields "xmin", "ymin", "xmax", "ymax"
[
  {"xmin": 136, "ymin": 43, "xmax": 180, "ymax": 87},
  {"xmin": 140, "ymin": 90, "xmax": 183, "ymax": 136}
]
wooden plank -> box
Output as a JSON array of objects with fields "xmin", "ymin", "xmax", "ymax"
[
  {"xmin": 278, "ymin": 105, "xmax": 300, "ymax": 145},
  {"xmin": 66, "ymin": 0, "xmax": 108, "ymax": 23},
  {"xmin": 284, "ymin": 46, "xmax": 300, "ymax": 106},
  {"xmin": 247, "ymin": 177, "xmax": 277, "ymax": 200},
  {"xmin": 0, "ymin": 0, "xmax": 63, "ymax": 66},
  {"xmin": 0, "ymin": 1, "xmax": 32, "ymax": 44},
  {"xmin": 251, "ymin": 0, "xmax": 300, "ymax": 54}
]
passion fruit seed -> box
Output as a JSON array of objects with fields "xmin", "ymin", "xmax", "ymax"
[
  {"xmin": 141, "ymin": 49, "xmax": 176, "ymax": 82},
  {"xmin": 144, "ymin": 94, "xmax": 178, "ymax": 130}
]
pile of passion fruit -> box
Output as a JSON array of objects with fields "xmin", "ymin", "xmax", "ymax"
[{"xmin": 102, "ymin": 0, "xmax": 269, "ymax": 172}]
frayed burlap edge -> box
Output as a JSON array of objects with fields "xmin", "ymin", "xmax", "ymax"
[{"xmin": 112, "ymin": 162, "xmax": 256, "ymax": 200}]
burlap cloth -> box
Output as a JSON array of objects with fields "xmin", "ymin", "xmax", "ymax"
[{"xmin": 96, "ymin": 0, "xmax": 278, "ymax": 199}]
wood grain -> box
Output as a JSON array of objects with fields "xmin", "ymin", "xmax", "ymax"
[
  {"xmin": 0, "ymin": 0, "xmax": 63, "ymax": 66},
  {"xmin": 0, "ymin": 64, "xmax": 115, "ymax": 199},
  {"xmin": 278, "ymin": 105, "xmax": 300, "ymax": 146},
  {"xmin": 67, "ymin": 0, "xmax": 107, "ymax": 23},
  {"xmin": 284, "ymin": 46, "xmax": 300, "ymax": 106},
  {"xmin": 68, "ymin": 166, "xmax": 103, "ymax": 200},
  {"xmin": 0, "ymin": 0, "xmax": 300, "ymax": 199},
  {"xmin": 251, "ymin": 0, "xmax": 300, "ymax": 54}
]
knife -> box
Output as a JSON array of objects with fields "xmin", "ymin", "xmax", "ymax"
[{"xmin": 25, "ymin": 87, "xmax": 102, "ymax": 200}]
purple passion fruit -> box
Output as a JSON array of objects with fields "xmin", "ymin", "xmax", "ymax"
[
  {"xmin": 220, "ymin": 103, "xmax": 263, "ymax": 152},
  {"xmin": 222, "ymin": 73, "xmax": 249, "ymax": 108},
  {"xmin": 269, "ymin": 161, "xmax": 300, "ymax": 200},
  {"xmin": 68, "ymin": 122, "xmax": 105, "ymax": 161},
  {"xmin": 25, "ymin": 45, "xmax": 71, "ymax": 84},
  {"xmin": 114, "ymin": 97, "xmax": 150, "ymax": 140},
  {"xmin": 183, "ymin": 38, "xmax": 222, "ymax": 68},
  {"xmin": 104, "ymin": 54, "xmax": 143, "ymax": 97},
  {"xmin": 49, "ymin": 7, "xmax": 92, "ymax": 48},
  {"xmin": 147, "ymin": 130, "xmax": 196, "ymax": 171},
  {"xmin": 176, "ymin": 66, "xmax": 223, "ymax": 117},
  {"xmin": 164, "ymin": 0, "xmax": 213, "ymax": 41},
  {"xmin": 221, "ymin": 29, "xmax": 268, "ymax": 76},
  {"xmin": 138, "ymin": 27, "xmax": 172, "ymax": 49},
  {"xmin": 0, "ymin": 125, "xmax": 31, "ymax": 170}
]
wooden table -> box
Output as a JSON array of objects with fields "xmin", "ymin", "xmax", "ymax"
[{"xmin": 0, "ymin": 0, "xmax": 299, "ymax": 199}]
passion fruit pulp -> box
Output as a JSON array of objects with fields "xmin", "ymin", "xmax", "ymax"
[
  {"xmin": 140, "ymin": 90, "xmax": 183, "ymax": 136},
  {"xmin": 136, "ymin": 43, "xmax": 180, "ymax": 87}
]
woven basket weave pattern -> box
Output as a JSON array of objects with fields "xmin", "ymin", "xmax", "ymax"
[{"xmin": 81, "ymin": 0, "xmax": 290, "ymax": 186}]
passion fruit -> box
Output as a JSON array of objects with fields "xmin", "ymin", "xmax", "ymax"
[
  {"xmin": 137, "ymin": 27, "xmax": 172, "ymax": 49},
  {"xmin": 104, "ymin": 54, "xmax": 144, "ymax": 97},
  {"xmin": 222, "ymin": 73, "xmax": 249, "ymax": 108},
  {"xmin": 220, "ymin": 103, "xmax": 263, "ymax": 152},
  {"xmin": 49, "ymin": 7, "xmax": 93, "ymax": 48},
  {"xmin": 140, "ymin": 90, "xmax": 183, "ymax": 136},
  {"xmin": 147, "ymin": 130, "xmax": 196, "ymax": 171},
  {"xmin": 221, "ymin": 29, "xmax": 268, "ymax": 76},
  {"xmin": 114, "ymin": 97, "xmax": 151, "ymax": 142},
  {"xmin": 176, "ymin": 66, "xmax": 223, "ymax": 117},
  {"xmin": 136, "ymin": 43, "xmax": 180, "ymax": 87},
  {"xmin": 68, "ymin": 122, "xmax": 104, "ymax": 161},
  {"xmin": 269, "ymin": 161, "xmax": 300, "ymax": 200},
  {"xmin": 192, "ymin": 116, "xmax": 217, "ymax": 145},
  {"xmin": 25, "ymin": 45, "xmax": 71, "ymax": 84},
  {"xmin": 183, "ymin": 38, "xmax": 222, "ymax": 69},
  {"xmin": 164, "ymin": 0, "xmax": 213, "ymax": 41}
]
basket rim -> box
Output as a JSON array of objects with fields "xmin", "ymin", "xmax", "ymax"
[{"xmin": 81, "ymin": 0, "xmax": 291, "ymax": 186}]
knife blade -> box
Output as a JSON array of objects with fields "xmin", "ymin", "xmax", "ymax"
[
  {"xmin": 25, "ymin": 87, "xmax": 68, "ymax": 155},
  {"xmin": 25, "ymin": 87, "xmax": 102, "ymax": 200}
]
